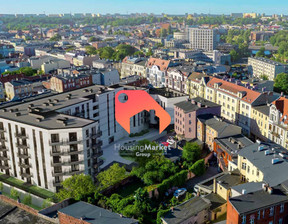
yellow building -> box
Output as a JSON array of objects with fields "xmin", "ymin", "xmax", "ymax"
[
  {"xmin": 185, "ymin": 73, "xmax": 209, "ymax": 99},
  {"xmin": 251, "ymin": 105, "xmax": 269, "ymax": 140}
]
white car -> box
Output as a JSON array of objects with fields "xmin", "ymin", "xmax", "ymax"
[
  {"xmin": 173, "ymin": 188, "xmax": 187, "ymax": 198},
  {"xmin": 167, "ymin": 139, "xmax": 175, "ymax": 145}
]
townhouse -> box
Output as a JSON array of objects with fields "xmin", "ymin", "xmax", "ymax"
[
  {"xmin": 120, "ymin": 57, "xmax": 147, "ymax": 78},
  {"xmin": 251, "ymin": 105, "xmax": 270, "ymax": 141},
  {"xmin": 185, "ymin": 72, "xmax": 209, "ymax": 99},
  {"xmin": 205, "ymin": 77, "xmax": 274, "ymax": 135}
]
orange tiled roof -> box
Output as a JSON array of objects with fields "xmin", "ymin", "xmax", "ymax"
[
  {"xmin": 147, "ymin": 57, "xmax": 171, "ymax": 71},
  {"xmin": 207, "ymin": 77, "xmax": 261, "ymax": 104},
  {"xmin": 273, "ymin": 97, "xmax": 288, "ymax": 124}
]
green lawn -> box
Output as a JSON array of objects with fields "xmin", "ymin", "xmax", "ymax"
[{"xmin": 0, "ymin": 173, "xmax": 54, "ymax": 199}]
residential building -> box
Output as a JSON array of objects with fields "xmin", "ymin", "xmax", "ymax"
[
  {"xmin": 250, "ymin": 31, "xmax": 275, "ymax": 42},
  {"xmin": 58, "ymin": 201, "xmax": 138, "ymax": 224},
  {"xmin": 251, "ymin": 105, "xmax": 270, "ymax": 141},
  {"xmin": 235, "ymin": 142, "xmax": 288, "ymax": 185},
  {"xmin": 49, "ymin": 74, "xmax": 92, "ymax": 93},
  {"xmin": 185, "ymin": 73, "xmax": 209, "ymax": 98},
  {"xmin": 166, "ymin": 66, "xmax": 191, "ymax": 93},
  {"xmin": 146, "ymin": 57, "xmax": 173, "ymax": 87},
  {"xmin": 174, "ymin": 97, "xmax": 221, "ymax": 139},
  {"xmin": 120, "ymin": 57, "xmax": 147, "ymax": 78},
  {"xmin": 0, "ymin": 85, "xmax": 148, "ymax": 192},
  {"xmin": 0, "ymin": 44, "xmax": 15, "ymax": 57},
  {"xmin": 248, "ymin": 57, "xmax": 286, "ymax": 80},
  {"xmin": 243, "ymin": 12, "xmax": 257, "ymax": 18},
  {"xmin": 41, "ymin": 58, "xmax": 70, "ymax": 74},
  {"xmin": 91, "ymin": 69, "xmax": 120, "ymax": 86},
  {"xmin": 197, "ymin": 114, "xmax": 242, "ymax": 150},
  {"xmin": 4, "ymin": 80, "xmax": 44, "ymax": 100},
  {"xmin": 205, "ymin": 77, "xmax": 274, "ymax": 135},
  {"xmin": 227, "ymin": 184, "xmax": 288, "ymax": 224},
  {"xmin": 73, "ymin": 55, "xmax": 100, "ymax": 67},
  {"xmin": 186, "ymin": 27, "xmax": 217, "ymax": 51},
  {"xmin": 161, "ymin": 196, "xmax": 211, "ymax": 224},
  {"xmin": 92, "ymin": 59, "xmax": 113, "ymax": 69},
  {"xmin": 268, "ymin": 96, "xmax": 288, "ymax": 148},
  {"xmin": 214, "ymin": 134, "xmax": 253, "ymax": 170}
]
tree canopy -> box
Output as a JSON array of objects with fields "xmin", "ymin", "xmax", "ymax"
[
  {"xmin": 182, "ymin": 142, "xmax": 201, "ymax": 164},
  {"xmin": 274, "ymin": 72, "xmax": 288, "ymax": 94}
]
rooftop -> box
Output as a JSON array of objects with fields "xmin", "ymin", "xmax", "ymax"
[
  {"xmin": 58, "ymin": 201, "xmax": 138, "ymax": 224},
  {"xmin": 229, "ymin": 185, "xmax": 288, "ymax": 215},
  {"xmin": 238, "ymin": 142, "xmax": 288, "ymax": 186},
  {"xmin": 149, "ymin": 87, "xmax": 187, "ymax": 98},
  {"xmin": 174, "ymin": 97, "xmax": 220, "ymax": 113},
  {"xmin": 253, "ymin": 105, "xmax": 270, "ymax": 116},
  {"xmin": 249, "ymin": 57, "xmax": 285, "ymax": 66}
]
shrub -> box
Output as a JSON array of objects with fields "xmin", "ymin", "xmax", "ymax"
[
  {"xmin": 23, "ymin": 194, "xmax": 32, "ymax": 205},
  {"xmin": 189, "ymin": 159, "xmax": 206, "ymax": 176},
  {"xmin": 10, "ymin": 187, "xmax": 19, "ymax": 199},
  {"xmin": 0, "ymin": 182, "xmax": 3, "ymax": 191},
  {"xmin": 42, "ymin": 198, "xmax": 53, "ymax": 209}
]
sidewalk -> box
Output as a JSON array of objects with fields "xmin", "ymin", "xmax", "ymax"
[{"xmin": 101, "ymin": 129, "xmax": 167, "ymax": 169}]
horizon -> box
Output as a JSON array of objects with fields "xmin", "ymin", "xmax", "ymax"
[{"xmin": 0, "ymin": 0, "xmax": 288, "ymax": 15}]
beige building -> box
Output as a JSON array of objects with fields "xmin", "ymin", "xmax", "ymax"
[
  {"xmin": 251, "ymin": 105, "xmax": 270, "ymax": 141},
  {"xmin": 185, "ymin": 72, "xmax": 209, "ymax": 98},
  {"xmin": 120, "ymin": 57, "xmax": 147, "ymax": 78}
]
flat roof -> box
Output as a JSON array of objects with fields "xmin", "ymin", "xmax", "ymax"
[{"xmin": 174, "ymin": 97, "xmax": 220, "ymax": 113}]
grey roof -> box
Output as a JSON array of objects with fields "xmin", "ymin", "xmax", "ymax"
[
  {"xmin": 253, "ymin": 105, "xmax": 270, "ymax": 116},
  {"xmin": 58, "ymin": 201, "xmax": 138, "ymax": 224},
  {"xmin": 231, "ymin": 182, "xmax": 265, "ymax": 195},
  {"xmin": 162, "ymin": 197, "xmax": 211, "ymax": 224},
  {"xmin": 238, "ymin": 142, "xmax": 288, "ymax": 186},
  {"xmin": 216, "ymin": 171, "xmax": 242, "ymax": 189},
  {"xmin": 214, "ymin": 134, "xmax": 254, "ymax": 157},
  {"xmin": 8, "ymin": 80, "xmax": 32, "ymax": 86},
  {"xmin": 229, "ymin": 185, "xmax": 288, "ymax": 215},
  {"xmin": 174, "ymin": 97, "xmax": 220, "ymax": 113},
  {"xmin": 197, "ymin": 114, "xmax": 241, "ymax": 138},
  {"xmin": 204, "ymin": 193, "xmax": 226, "ymax": 210}
]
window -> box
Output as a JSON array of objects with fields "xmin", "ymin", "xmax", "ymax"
[
  {"xmin": 257, "ymin": 170, "xmax": 259, "ymax": 176},
  {"xmin": 242, "ymin": 215, "xmax": 246, "ymax": 224},
  {"xmin": 280, "ymin": 204, "xmax": 284, "ymax": 213},
  {"xmin": 279, "ymin": 218, "xmax": 283, "ymax": 224},
  {"xmin": 247, "ymin": 166, "xmax": 250, "ymax": 173},
  {"xmin": 250, "ymin": 216, "xmax": 254, "ymax": 224},
  {"xmin": 242, "ymin": 163, "xmax": 246, "ymax": 170},
  {"xmin": 270, "ymin": 206, "xmax": 274, "ymax": 216},
  {"xmin": 257, "ymin": 211, "xmax": 260, "ymax": 220}
]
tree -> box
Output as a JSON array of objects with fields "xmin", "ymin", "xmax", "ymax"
[
  {"xmin": 42, "ymin": 198, "xmax": 53, "ymax": 209},
  {"xmin": 274, "ymin": 73, "xmax": 288, "ymax": 94},
  {"xmin": 50, "ymin": 34, "xmax": 61, "ymax": 41},
  {"xmin": 182, "ymin": 142, "xmax": 201, "ymax": 164},
  {"xmin": 89, "ymin": 36, "xmax": 98, "ymax": 42},
  {"xmin": 97, "ymin": 163, "xmax": 127, "ymax": 189},
  {"xmin": 189, "ymin": 159, "xmax": 206, "ymax": 176},
  {"xmin": 230, "ymin": 49, "xmax": 239, "ymax": 62},
  {"xmin": 0, "ymin": 182, "xmax": 3, "ymax": 191},
  {"xmin": 23, "ymin": 194, "xmax": 32, "ymax": 205},
  {"xmin": 85, "ymin": 45, "xmax": 97, "ymax": 55},
  {"xmin": 256, "ymin": 47, "xmax": 266, "ymax": 57},
  {"xmin": 56, "ymin": 174, "xmax": 96, "ymax": 201},
  {"xmin": 146, "ymin": 48, "xmax": 153, "ymax": 57},
  {"xmin": 10, "ymin": 187, "xmax": 19, "ymax": 199},
  {"xmin": 260, "ymin": 74, "xmax": 269, "ymax": 80}
]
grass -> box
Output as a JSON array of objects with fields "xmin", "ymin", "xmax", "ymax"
[
  {"xmin": 0, "ymin": 173, "xmax": 54, "ymax": 199},
  {"xmin": 114, "ymin": 181, "xmax": 145, "ymax": 197},
  {"xmin": 2, "ymin": 192, "xmax": 42, "ymax": 211}
]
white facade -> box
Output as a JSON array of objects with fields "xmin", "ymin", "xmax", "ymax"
[
  {"xmin": 187, "ymin": 28, "xmax": 216, "ymax": 51},
  {"xmin": 147, "ymin": 65, "xmax": 166, "ymax": 88}
]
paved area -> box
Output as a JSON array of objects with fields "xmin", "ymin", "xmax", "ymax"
[
  {"xmin": 101, "ymin": 129, "xmax": 167, "ymax": 169},
  {"xmin": 0, "ymin": 200, "xmax": 52, "ymax": 224}
]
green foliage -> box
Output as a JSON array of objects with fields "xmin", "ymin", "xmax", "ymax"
[
  {"xmin": 260, "ymin": 74, "xmax": 269, "ymax": 80},
  {"xmin": 230, "ymin": 49, "xmax": 239, "ymax": 62},
  {"xmin": 50, "ymin": 34, "xmax": 61, "ymax": 41},
  {"xmin": 157, "ymin": 209, "xmax": 170, "ymax": 224},
  {"xmin": 96, "ymin": 44, "xmax": 136, "ymax": 61},
  {"xmin": 85, "ymin": 45, "xmax": 97, "ymax": 55},
  {"xmin": 42, "ymin": 198, "xmax": 53, "ymax": 209},
  {"xmin": 182, "ymin": 142, "xmax": 201, "ymax": 164},
  {"xmin": 89, "ymin": 36, "xmax": 99, "ymax": 42},
  {"xmin": 129, "ymin": 129, "xmax": 149, "ymax": 137},
  {"xmin": 274, "ymin": 72, "xmax": 288, "ymax": 94},
  {"xmin": 189, "ymin": 159, "xmax": 206, "ymax": 176},
  {"xmin": 146, "ymin": 48, "xmax": 153, "ymax": 56},
  {"xmin": 113, "ymin": 30, "xmax": 131, "ymax": 37},
  {"xmin": 56, "ymin": 174, "xmax": 96, "ymax": 201},
  {"xmin": 10, "ymin": 187, "xmax": 19, "ymax": 199},
  {"xmin": 0, "ymin": 181, "xmax": 3, "ymax": 191},
  {"xmin": 96, "ymin": 163, "xmax": 127, "ymax": 190},
  {"xmin": 132, "ymin": 156, "xmax": 177, "ymax": 185},
  {"xmin": 157, "ymin": 170, "xmax": 188, "ymax": 195},
  {"xmin": 2, "ymin": 67, "xmax": 38, "ymax": 76},
  {"xmin": 256, "ymin": 47, "xmax": 266, "ymax": 57},
  {"xmin": 23, "ymin": 194, "xmax": 32, "ymax": 205}
]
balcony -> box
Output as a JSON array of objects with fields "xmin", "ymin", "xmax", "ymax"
[
  {"xmin": 53, "ymin": 180, "xmax": 62, "ymax": 187},
  {"xmin": 51, "ymin": 160, "xmax": 63, "ymax": 167},
  {"xmin": 52, "ymin": 170, "xmax": 63, "ymax": 177},
  {"xmin": 0, "ymin": 164, "xmax": 10, "ymax": 169},
  {"xmin": 20, "ymin": 172, "xmax": 33, "ymax": 178},
  {"xmin": 0, "ymin": 156, "xmax": 9, "ymax": 160},
  {"xmin": 0, "ymin": 137, "xmax": 7, "ymax": 142},
  {"xmin": 0, "ymin": 128, "xmax": 6, "ymax": 133},
  {"xmin": 17, "ymin": 152, "xmax": 31, "ymax": 159},
  {"xmin": 15, "ymin": 133, "xmax": 29, "ymax": 139},
  {"xmin": 50, "ymin": 150, "xmax": 63, "ymax": 156},
  {"xmin": 90, "ymin": 131, "xmax": 102, "ymax": 139},
  {"xmin": 92, "ymin": 141, "xmax": 103, "ymax": 149},
  {"xmin": 63, "ymin": 148, "xmax": 84, "ymax": 155},
  {"xmin": 63, "ymin": 169, "xmax": 83, "ymax": 175},
  {"xmin": 18, "ymin": 162, "xmax": 32, "ymax": 169},
  {"xmin": 49, "ymin": 140, "xmax": 64, "ymax": 146},
  {"xmin": 93, "ymin": 159, "xmax": 104, "ymax": 169},
  {"xmin": 0, "ymin": 145, "xmax": 8, "ymax": 152},
  {"xmin": 16, "ymin": 143, "xmax": 29, "ymax": 149},
  {"xmin": 92, "ymin": 150, "xmax": 103, "ymax": 158},
  {"xmin": 63, "ymin": 159, "xmax": 84, "ymax": 166}
]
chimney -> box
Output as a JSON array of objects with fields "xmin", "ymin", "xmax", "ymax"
[
  {"xmin": 213, "ymin": 178, "xmax": 217, "ymax": 194},
  {"xmin": 197, "ymin": 102, "xmax": 202, "ymax": 107},
  {"xmin": 262, "ymin": 183, "xmax": 268, "ymax": 192},
  {"xmin": 267, "ymin": 187, "xmax": 273, "ymax": 194},
  {"xmin": 242, "ymin": 189, "xmax": 247, "ymax": 195}
]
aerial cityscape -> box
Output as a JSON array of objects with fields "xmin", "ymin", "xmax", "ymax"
[{"xmin": 0, "ymin": 1, "xmax": 288, "ymax": 224}]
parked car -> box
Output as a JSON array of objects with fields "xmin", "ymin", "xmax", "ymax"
[
  {"xmin": 173, "ymin": 188, "xmax": 187, "ymax": 198},
  {"xmin": 167, "ymin": 139, "xmax": 175, "ymax": 145},
  {"xmin": 161, "ymin": 142, "xmax": 169, "ymax": 147}
]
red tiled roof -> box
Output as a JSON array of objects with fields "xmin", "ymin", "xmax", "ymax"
[
  {"xmin": 207, "ymin": 77, "xmax": 261, "ymax": 104},
  {"xmin": 147, "ymin": 57, "xmax": 171, "ymax": 71},
  {"xmin": 273, "ymin": 97, "xmax": 288, "ymax": 124}
]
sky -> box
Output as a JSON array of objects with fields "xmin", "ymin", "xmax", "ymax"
[{"xmin": 0, "ymin": 0, "xmax": 288, "ymax": 15}]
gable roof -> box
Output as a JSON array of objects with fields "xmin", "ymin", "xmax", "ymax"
[
  {"xmin": 147, "ymin": 57, "xmax": 171, "ymax": 71},
  {"xmin": 206, "ymin": 77, "xmax": 262, "ymax": 104},
  {"xmin": 272, "ymin": 96, "xmax": 288, "ymax": 124}
]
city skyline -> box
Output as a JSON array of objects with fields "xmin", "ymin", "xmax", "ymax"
[{"xmin": 0, "ymin": 0, "xmax": 288, "ymax": 15}]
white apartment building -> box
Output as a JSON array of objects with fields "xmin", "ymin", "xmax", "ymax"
[
  {"xmin": 187, "ymin": 27, "xmax": 217, "ymax": 52},
  {"xmin": 248, "ymin": 57, "xmax": 286, "ymax": 80},
  {"xmin": 0, "ymin": 84, "xmax": 148, "ymax": 192}
]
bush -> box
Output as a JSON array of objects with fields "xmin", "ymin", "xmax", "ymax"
[
  {"xmin": 189, "ymin": 159, "xmax": 206, "ymax": 176},
  {"xmin": 157, "ymin": 209, "xmax": 170, "ymax": 224},
  {"xmin": 10, "ymin": 187, "xmax": 19, "ymax": 199},
  {"xmin": 23, "ymin": 194, "xmax": 32, "ymax": 205},
  {"xmin": 42, "ymin": 198, "xmax": 53, "ymax": 209},
  {"xmin": 0, "ymin": 182, "xmax": 3, "ymax": 191}
]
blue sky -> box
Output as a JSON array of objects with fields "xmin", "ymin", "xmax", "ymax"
[{"xmin": 0, "ymin": 0, "xmax": 287, "ymax": 15}]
